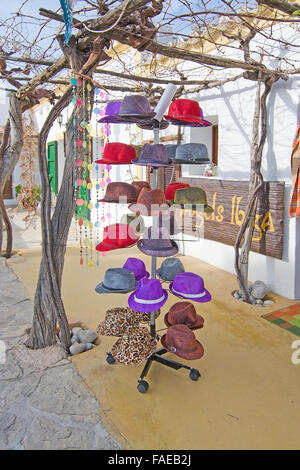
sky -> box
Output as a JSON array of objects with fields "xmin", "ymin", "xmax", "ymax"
[{"xmin": 1, "ymin": 0, "xmax": 42, "ymax": 20}]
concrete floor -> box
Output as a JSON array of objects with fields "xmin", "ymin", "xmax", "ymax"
[{"xmin": 8, "ymin": 245, "xmax": 300, "ymax": 450}]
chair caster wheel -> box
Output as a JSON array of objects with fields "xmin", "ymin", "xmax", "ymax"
[
  {"xmin": 189, "ymin": 369, "xmax": 200, "ymax": 381},
  {"xmin": 137, "ymin": 380, "xmax": 149, "ymax": 393},
  {"xmin": 106, "ymin": 352, "xmax": 115, "ymax": 364}
]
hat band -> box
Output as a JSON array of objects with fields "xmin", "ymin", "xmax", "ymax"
[
  {"xmin": 172, "ymin": 287, "xmax": 206, "ymax": 298},
  {"xmin": 134, "ymin": 294, "xmax": 165, "ymax": 305},
  {"xmin": 102, "ymin": 283, "xmax": 132, "ymax": 291}
]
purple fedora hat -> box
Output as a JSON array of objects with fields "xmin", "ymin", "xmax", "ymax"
[
  {"xmin": 169, "ymin": 272, "xmax": 211, "ymax": 303},
  {"xmin": 118, "ymin": 95, "xmax": 155, "ymax": 118},
  {"xmin": 128, "ymin": 278, "xmax": 168, "ymax": 313},
  {"xmin": 122, "ymin": 257, "xmax": 150, "ymax": 281},
  {"xmin": 98, "ymin": 101, "xmax": 123, "ymax": 124},
  {"xmin": 138, "ymin": 226, "xmax": 178, "ymax": 258},
  {"xmin": 132, "ymin": 144, "xmax": 170, "ymax": 167}
]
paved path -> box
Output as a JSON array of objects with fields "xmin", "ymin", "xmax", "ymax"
[{"xmin": 0, "ymin": 258, "xmax": 121, "ymax": 450}]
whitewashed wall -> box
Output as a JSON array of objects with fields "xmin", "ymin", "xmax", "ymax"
[{"xmin": 175, "ymin": 25, "xmax": 300, "ymax": 300}]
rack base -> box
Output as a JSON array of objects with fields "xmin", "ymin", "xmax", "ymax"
[
  {"xmin": 106, "ymin": 349, "xmax": 201, "ymax": 393},
  {"xmin": 137, "ymin": 348, "xmax": 201, "ymax": 392}
]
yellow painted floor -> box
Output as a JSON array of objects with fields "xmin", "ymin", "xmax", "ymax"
[{"xmin": 8, "ymin": 247, "xmax": 300, "ymax": 450}]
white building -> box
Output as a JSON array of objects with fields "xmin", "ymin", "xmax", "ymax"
[{"xmin": 5, "ymin": 21, "xmax": 300, "ymax": 300}]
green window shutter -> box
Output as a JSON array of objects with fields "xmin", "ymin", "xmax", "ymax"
[
  {"xmin": 76, "ymin": 184, "xmax": 90, "ymax": 220},
  {"xmin": 47, "ymin": 141, "xmax": 58, "ymax": 194}
]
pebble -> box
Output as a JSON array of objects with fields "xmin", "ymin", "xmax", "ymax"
[
  {"xmin": 85, "ymin": 343, "xmax": 96, "ymax": 351},
  {"xmin": 71, "ymin": 335, "xmax": 79, "ymax": 344},
  {"xmin": 233, "ymin": 291, "xmax": 240, "ymax": 299},
  {"xmin": 69, "ymin": 343, "xmax": 86, "ymax": 355},
  {"xmin": 264, "ymin": 300, "xmax": 275, "ymax": 306},
  {"xmin": 250, "ymin": 280, "xmax": 268, "ymax": 300},
  {"xmin": 78, "ymin": 329, "xmax": 97, "ymax": 344},
  {"xmin": 256, "ymin": 299, "xmax": 263, "ymax": 305},
  {"xmin": 72, "ymin": 327, "xmax": 82, "ymax": 336}
]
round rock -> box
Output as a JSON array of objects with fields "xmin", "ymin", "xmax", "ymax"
[
  {"xmin": 85, "ymin": 343, "xmax": 96, "ymax": 351},
  {"xmin": 69, "ymin": 343, "xmax": 86, "ymax": 355},
  {"xmin": 72, "ymin": 327, "xmax": 82, "ymax": 336},
  {"xmin": 71, "ymin": 335, "xmax": 79, "ymax": 344},
  {"xmin": 250, "ymin": 280, "xmax": 268, "ymax": 300},
  {"xmin": 263, "ymin": 300, "xmax": 275, "ymax": 306},
  {"xmin": 233, "ymin": 291, "xmax": 240, "ymax": 299},
  {"xmin": 78, "ymin": 329, "xmax": 97, "ymax": 344}
]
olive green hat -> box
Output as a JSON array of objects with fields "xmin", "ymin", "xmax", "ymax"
[
  {"xmin": 172, "ymin": 187, "xmax": 213, "ymax": 213},
  {"xmin": 120, "ymin": 213, "xmax": 145, "ymax": 235}
]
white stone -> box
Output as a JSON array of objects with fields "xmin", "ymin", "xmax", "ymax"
[
  {"xmin": 85, "ymin": 343, "xmax": 96, "ymax": 351},
  {"xmin": 72, "ymin": 327, "xmax": 82, "ymax": 336},
  {"xmin": 264, "ymin": 300, "xmax": 275, "ymax": 306},
  {"xmin": 233, "ymin": 291, "xmax": 240, "ymax": 299},
  {"xmin": 69, "ymin": 343, "xmax": 86, "ymax": 355},
  {"xmin": 250, "ymin": 280, "xmax": 268, "ymax": 300},
  {"xmin": 71, "ymin": 335, "xmax": 78, "ymax": 344},
  {"xmin": 77, "ymin": 329, "xmax": 97, "ymax": 344}
]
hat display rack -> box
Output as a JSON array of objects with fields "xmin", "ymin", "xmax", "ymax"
[{"xmin": 100, "ymin": 86, "xmax": 212, "ymax": 393}]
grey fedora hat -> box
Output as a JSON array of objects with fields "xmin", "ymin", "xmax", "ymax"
[
  {"xmin": 165, "ymin": 144, "xmax": 178, "ymax": 160},
  {"xmin": 173, "ymin": 143, "xmax": 210, "ymax": 164},
  {"xmin": 157, "ymin": 257, "xmax": 185, "ymax": 281},
  {"xmin": 95, "ymin": 268, "xmax": 137, "ymax": 294}
]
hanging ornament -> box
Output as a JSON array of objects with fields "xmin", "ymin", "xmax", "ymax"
[{"xmin": 59, "ymin": 0, "xmax": 76, "ymax": 45}]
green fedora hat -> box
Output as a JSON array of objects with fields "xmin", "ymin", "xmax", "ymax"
[
  {"xmin": 120, "ymin": 213, "xmax": 145, "ymax": 235},
  {"xmin": 172, "ymin": 187, "xmax": 213, "ymax": 213}
]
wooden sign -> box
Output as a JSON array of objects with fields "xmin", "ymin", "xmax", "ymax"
[{"xmin": 177, "ymin": 178, "xmax": 285, "ymax": 260}]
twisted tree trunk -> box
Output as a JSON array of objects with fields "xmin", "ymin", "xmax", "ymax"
[
  {"xmin": 234, "ymin": 77, "xmax": 275, "ymax": 301},
  {"xmin": 0, "ymin": 101, "xmax": 23, "ymax": 258},
  {"xmin": 27, "ymin": 36, "xmax": 104, "ymax": 350}
]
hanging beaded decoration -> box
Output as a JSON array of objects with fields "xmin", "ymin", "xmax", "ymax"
[
  {"xmin": 93, "ymin": 87, "xmax": 101, "ymax": 266},
  {"xmin": 72, "ymin": 76, "xmax": 95, "ymax": 266},
  {"xmin": 71, "ymin": 76, "xmax": 84, "ymax": 264},
  {"xmin": 97, "ymin": 92, "xmax": 112, "ymax": 259}
]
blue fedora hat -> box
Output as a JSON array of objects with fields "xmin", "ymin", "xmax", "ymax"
[{"xmin": 95, "ymin": 268, "xmax": 137, "ymax": 294}]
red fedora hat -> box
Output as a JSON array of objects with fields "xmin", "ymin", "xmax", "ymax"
[
  {"xmin": 165, "ymin": 182, "xmax": 190, "ymax": 201},
  {"xmin": 131, "ymin": 181, "xmax": 151, "ymax": 198},
  {"xmin": 95, "ymin": 143, "xmax": 136, "ymax": 165},
  {"xmin": 164, "ymin": 99, "xmax": 212, "ymax": 127},
  {"xmin": 95, "ymin": 223, "xmax": 139, "ymax": 252},
  {"xmin": 129, "ymin": 188, "xmax": 169, "ymax": 216},
  {"xmin": 161, "ymin": 324, "xmax": 204, "ymax": 360},
  {"xmin": 98, "ymin": 182, "xmax": 137, "ymax": 204},
  {"xmin": 164, "ymin": 301, "xmax": 204, "ymax": 330}
]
